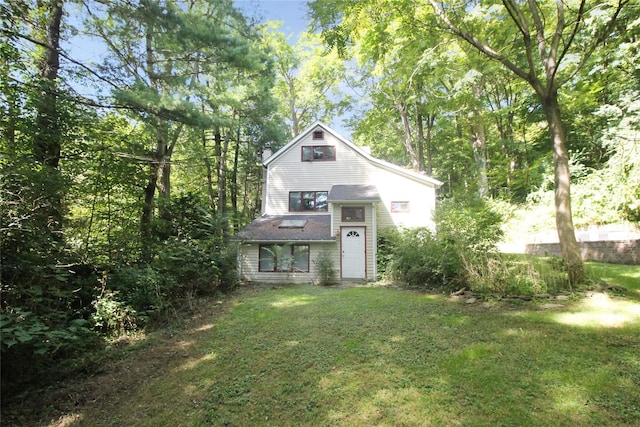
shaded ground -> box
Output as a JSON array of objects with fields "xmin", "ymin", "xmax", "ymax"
[
  {"xmin": 1, "ymin": 295, "xmax": 234, "ymax": 427},
  {"xmin": 2, "ymin": 281, "xmax": 639, "ymax": 426}
]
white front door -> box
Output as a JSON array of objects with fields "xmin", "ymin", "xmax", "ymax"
[{"xmin": 341, "ymin": 227, "xmax": 366, "ymax": 279}]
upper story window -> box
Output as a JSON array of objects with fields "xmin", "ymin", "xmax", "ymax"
[
  {"xmin": 302, "ymin": 145, "xmax": 336, "ymax": 161},
  {"xmin": 289, "ymin": 191, "xmax": 328, "ymax": 212},
  {"xmin": 342, "ymin": 206, "xmax": 365, "ymax": 222},
  {"xmin": 312, "ymin": 130, "xmax": 324, "ymax": 139}
]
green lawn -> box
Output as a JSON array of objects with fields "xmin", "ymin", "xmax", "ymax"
[{"xmin": 16, "ymin": 264, "xmax": 640, "ymax": 426}]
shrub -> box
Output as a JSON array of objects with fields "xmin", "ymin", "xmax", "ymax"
[
  {"xmin": 385, "ymin": 197, "xmax": 504, "ymax": 291},
  {"xmin": 463, "ymin": 254, "xmax": 569, "ymax": 295},
  {"xmin": 314, "ymin": 249, "xmax": 337, "ymax": 286},
  {"xmin": 91, "ymin": 291, "xmax": 138, "ymax": 334}
]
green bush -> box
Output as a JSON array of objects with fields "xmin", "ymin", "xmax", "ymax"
[
  {"xmin": 385, "ymin": 197, "xmax": 504, "ymax": 291},
  {"xmin": 91, "ymin": 291, "xmax": 138, "ymax": 334},
  {"xmin": 313, "ymin": 249, "xmax": 337, "ymax": 286},
  {"xmin": 98, "ymin": 196, "xmax": 239, "ymax": 330}
]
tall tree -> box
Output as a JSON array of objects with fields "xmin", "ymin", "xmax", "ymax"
[
  {"xmin": 85, "ymin": 0, "xmax": 263, "ymax": 254},
  {"xmin": 311, "ymin": 0, "xmax": 629, "ymax": 284},
  {"xmin": 266, "ymin": 28, "xmax": 351, "ymax": 137},
  {"xmin": 425, "ymin": 0, "xmax": 629, "ymax": 284}
]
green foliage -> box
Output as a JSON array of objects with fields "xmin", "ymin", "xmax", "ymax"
[
  {"xmin": 0, "ymin": 308, "xmax": 91, "ymax": 355},
  {"xmin": 384, "ymin": 197, "xmax": 576, "ymax": 294},
  {"xmin": 385, "ymin": 197, "xmax": 504, "ymax": 290},
  {"xmin": 313, "ymin": 249, "xmax": 337, "ymax": 286},
  {"xmin": 91, "ymin": 291, "xmax": 138, "ymax": 334},
  {"xmin": 96, "ymin": 195, "xmax": 239, "ymax": 332},
  {"xmin": 462, "ymin": 254, "xmax": 567, "ymax": 296}
]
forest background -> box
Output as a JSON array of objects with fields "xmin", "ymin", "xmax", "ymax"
[{"xmin": 1, "ymin": 0, "xmax": 638, "ymax": 395}]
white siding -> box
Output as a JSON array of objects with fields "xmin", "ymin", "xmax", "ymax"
[
  {"xmin": 247, "ymin": 122, "xmax": 441, "ymax": 284},
  {"xmin": 373, "ymin": 165, "xmax": 437, "ymax": 231},
  {"xmin": 265, "ymin": 130, "xmax": 373, "ymax": 215},
  {"xmin": 331, "ymin": 202, "xmax": 377, "ymax": 280},
  {"xmin": 239, "ymin": 242, "xmax": 339, "ymax": 284}
]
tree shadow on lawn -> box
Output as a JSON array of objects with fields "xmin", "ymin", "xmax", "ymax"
[{"xmin": 8, "ymin": 285, "xmax": 640, "ymax": 426}]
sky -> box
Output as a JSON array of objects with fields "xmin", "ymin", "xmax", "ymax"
[
  {"xmin": 63, "ymin": 0, "xmax": 354, "ymax": 138},
  {"xmin": 235, "ymin": 0, "xmax": 311, "ymax": 37},
  {"xmin": 235, "ymin": 0, "xmax": 355, "ymax": 138}
]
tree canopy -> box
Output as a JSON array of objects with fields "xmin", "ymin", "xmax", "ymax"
[{"xmin": 1, "ymin": 0, "xmax": 638, "ymax": 394}]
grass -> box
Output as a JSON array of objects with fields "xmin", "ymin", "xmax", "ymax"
[{"xmin": 5, "ymin": 263, "xmax": 640, "ymax": 427}]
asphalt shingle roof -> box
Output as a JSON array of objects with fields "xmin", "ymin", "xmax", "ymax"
[
  {"xmin": 327, "ymin": 184, "xmax": 381, "ymax": 202},
  {"xmin": 234, "ymin": 214, "xmax": 334, "ymax": 242}
]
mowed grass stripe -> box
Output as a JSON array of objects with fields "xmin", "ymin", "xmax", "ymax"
[{"xmin": 74, "ymin": 284, "xmax": 640, "ymax": 427}]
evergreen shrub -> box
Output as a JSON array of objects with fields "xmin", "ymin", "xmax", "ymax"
[{"xmin": 314, "ymin": 249, "xmax": 337, "ymax": 286}]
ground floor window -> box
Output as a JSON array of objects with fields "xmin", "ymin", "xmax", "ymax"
[{"xmin": 259, "ymin": 244, "xmax": 310, "ymax": 272}]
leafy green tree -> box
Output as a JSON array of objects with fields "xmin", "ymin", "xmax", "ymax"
[
  {"xmin": 84, "ymin": 0, "xmax": 272, "ymax": 251},
  {"xmin": 312, "ymin": 0, "xmax": 630, "ymax": 284},
  {"xmin": 266, "ymin": 27, "xmax": 351, "ymax": 137},
  {"xmin": 425, "ymin": 0, "xmax": 630, "ymax": 284}
]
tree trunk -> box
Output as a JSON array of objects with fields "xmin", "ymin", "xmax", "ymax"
[
  {"xmin": 141, "ymin": 163, "xmax": 159, "ymax": 260},
  {"xmin": 215, "ymin": 129, "xmax": 229, "ymax": 238},
  {"xmin": 471, "ymin": 81, "xmax": 489, "ymax": 197},
  {"xmin": 202, "ymin": 129, "xmax": 217, "ymax": 213},
  {"xmin": 34, "ymin": 0, "xmax": 64, "ymax": 237},
  {"xmin": 141, "ymin": 120, "xmax": 167, "ymax": 259},
  {"xmin": 396, "ymin": 102, "xmax": 420, "ymax": 170},
  {"xmin": 425, "ymin": 113, "xmax": 435, "ymax": 176},
  {"xmin": 542, "ymin": 92, "xmax": 584, "ymax": 284},
  {"xmin": 416, "ymin": 109, "xmax": 425, "ymax": 172},
  {"xmin": 288, "ymin": 77, "xmax": 299, "ymax": 137},
  {"xmin": 231, "ymin": 123, "xmax": 240, "ymax": 228}
]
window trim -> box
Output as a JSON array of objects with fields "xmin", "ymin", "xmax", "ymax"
[
  {"xmin": 258, "ymin": 244, "xmax": 310, "ymax": 273},
  {"xmin": 390, "ymin": 201, "xmax": 410, "ymax": 213},
  {"xmin": 301, "ymin": 145, "xmax": 336, "ymax": 162},
  {"xmin": 289, "ymin": 191, "xmax": 328, "ymax": 212},
  {"xmin": 341, "ymin": 206, "xmax": 365, "ymax": 222},
  {"xmin": 312, "ymin": 130, "xmax": 324, "ymax": 140}
]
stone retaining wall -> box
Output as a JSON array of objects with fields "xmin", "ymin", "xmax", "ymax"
[{"xmin": 525, "ymin": 240, "xmax": 639, "ymax": 265}]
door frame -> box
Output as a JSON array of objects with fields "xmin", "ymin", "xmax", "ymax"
[{"xmin": 340, "ymin": 226, "xmax": 366, "ymax": 279}]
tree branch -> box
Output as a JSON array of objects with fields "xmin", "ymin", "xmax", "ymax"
[
  {"xmin": 558, "ymin": 0, "xmax": 628, "ymax": 86},
  {"xmin": 428, "ymin": 0, "xmax": 532, "ymax": 83},
  {"xmin": 0, "ymin": 28, "xmax": 120, "ymax": 89},
  {"xmin": 502, "ymin": 0, "xmax": 537, "ymax": 84}
]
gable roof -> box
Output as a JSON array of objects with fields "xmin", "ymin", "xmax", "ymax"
[{"xmin": 264, "ymin": 121, "xmax": 443, "ymax": 188}]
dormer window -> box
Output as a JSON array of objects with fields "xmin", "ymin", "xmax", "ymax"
[
  {"xmin": 302, "ymin": 146, "xmax": 336, "ymax": 161},
  {"xmin": 312, "ymin": 130, "xmax": 324, "ymax": 140}
]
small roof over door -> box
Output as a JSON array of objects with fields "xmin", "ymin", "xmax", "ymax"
[{"xmin": 327, "ymin": 184, "xmax": 381, "ymax": 202}]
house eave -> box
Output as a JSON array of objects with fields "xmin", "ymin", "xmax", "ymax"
[
  {"xmin": 237, "ymin": 238, "xmax": 337, "ymax": 244},
  {"xmin": 264, "ymin": 121, "xmax": 443, "ymax": 189}
]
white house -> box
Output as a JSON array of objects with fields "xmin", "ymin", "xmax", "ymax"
[{"xmin": 235, "ymin": 121, "xmax": 442, "ymax": 283}]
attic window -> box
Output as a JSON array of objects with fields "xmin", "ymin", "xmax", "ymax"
[
  {"xmin": 279, "ymin": 219, "xmax": 307, "ymax": 229},
  {"xmin": 302, "ymin": 146, "xmax": 336, "ymax": 161},
  {"xmin": 312, "ymin": 130, "xmax": 324, "ymax": 140}
]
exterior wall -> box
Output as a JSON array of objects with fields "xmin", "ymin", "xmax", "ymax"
[
  {"xmin": 253, "ymin": 123, "xmax": 441, "ymax": 284},
  {"xmin": 331, "ymin": 202, "xmax": 377, "ymax": 280},
  {"xmin": 238, "ymin": 242, "xmax": 339, "ymax": 284},
  {"xmin": 265, "ymin": 131, "xmax": 373, "ymax": 215},
  {"xmin": 524, "ymin": 240, "xmax": 639, "ymax": 265},
  {"xmin": 372, "ymin": 165, "xmax": 437, "ymax": 230}
]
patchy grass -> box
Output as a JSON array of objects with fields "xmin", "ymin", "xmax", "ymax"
[
  {"xmin": 587, "ymin": 261, "xmax": 640, "ymax": 299},
  {"xmin": 3, "ymin": 265, "xmax": 640, "ymax": 427}
]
